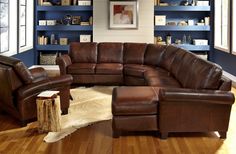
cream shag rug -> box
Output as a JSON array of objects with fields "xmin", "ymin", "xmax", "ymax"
[{"xmin": 44, "ymin": 86, "xmax": 113, "ymax": 143}]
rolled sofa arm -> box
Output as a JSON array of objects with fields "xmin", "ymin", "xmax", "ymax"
[
  {"xmin": 156, "ymin": 88, "xmax": 235, "ymax": 139},
  {"xmin": 29, "ymin": 67, "xmax": 48, "ymax": 83},
  {"xmin": 56, "ymin": 55, "xmax": 72, "ymax": 75},
  {"xmin": 17, "ymin": 75, "xmax": 73, "ymax": 99},
  {"xmin": 158, "ymin": 88, "xmax": 235, "ymax": 105}
]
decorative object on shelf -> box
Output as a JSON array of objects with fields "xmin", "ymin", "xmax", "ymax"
[
  {"xmin": 40, "ymin": 1, "xmax": 53, "ymax": 6},
  {"xmin": 196, "ymin": 0, "xmax": 209, "ymax": 6},
  {"xmin": 109, "ymin": 0, "xmax": 138, "ymax": 29},
  {"xmin": 61, "ymin": 0, "xmax": 71, "ymax": 6},
  {"xmin": 40, "ymin": 52, "xmax": 58, "ymax": 65},
  {"xmin": 46, "ymin": 20, "xmax": 57, "ymax": 26},
  {"xmin": 187, "ymin": 35, "xmax": 192, "ymax": 44},
  {"xmin": 175, "ymin": 39, "xmax": 182, "ymax": 44},
  {"xmin": 188, "ymin": 20, "xmax": 194, "ymax": 26},
  {"xmin": 159, "ymin": 2, "xmax": 169, "ymax": 6},
  {"xmin": 49, "ymin": 0, "xmax": 61, "ymax": 5},
  {"xmin": 60, "ymin": 38, "xmax": 69, "ymax": 45},
  {"xmin": 72, "ymin": 16, "xmax": 81, "ymax": 25},
  {"xmin": 155, "ymin": 0, "xmax": 160, "ymax": 6},
  {"xmin": 167, "ymin": 21, "xmax": 176, "ymax": 26},
  {"xmin": 39, "ymin": 20, "xmax": 47, "ymax": 26},
  {"xmin": 80, "ymin": 21, "xmax": 90, "ymax": 25},
  {"xmin": 166, "ymin": 33, "xmax": 172, "ymax": 45},
  {"xmin": 80, "ymin": 35, "xmax": 91, "ymax": 42},
  {"xmin": 73, "ymin": 0, "xmax": 77, "ymax": 5},
  {"xmin": 180, "ymin": 0, "xmax": 189, "ymax": 6},
  {"xmin": 156, "ymin": 36, "xmax": 166, "ymax": 45},
  {"xmin": 178, "ymin": 21, "xmax": 188, "ymax": 26},
  {"xmin": 63, "ymin": 15, "xmax": 72, "ymax": 25},
  {"xmin": 191, "ymin": 0, "xmax": 196, "ymax": 6},
  {"xmin": 197, "ymin": 19, "xmax": 205, "ymax": 26},
  {"xmin": 50, "ymin": 34, "xmax": 56, "ymax": 45},
  {"xmin": 204, "ymin": 17, "xmax": 210, "ymax": 25},
  {"xmin": 193, "ymin": 39, "xmax": 208, "ymax": 45},
  {"xmin": 78, "ymin": 0, "xmax": 91, "ymax": 6},
  {"xmin": 182, "ymin": 34, "xmax": 187, "ymax": 44},
  {"xmin": 155, "ymin": 15, "xmax": 166, "ymax": 26},
  {"xmin": 89, "ymin": 16, "xmax": 93, "ymax": 25}
]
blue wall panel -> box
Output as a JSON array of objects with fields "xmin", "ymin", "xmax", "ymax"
[
  {"xmin": 13, "ymin": 49, "xmax": 35, "ymax": 67},
  {"xmin": 212, "ymin": 49, "xmax": 236, "ymax": 76}
]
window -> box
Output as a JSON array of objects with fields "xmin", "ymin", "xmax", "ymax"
[
  {"xmin": 0, "ymin": 0, "xmax": 33, "ymax": 56},
  {"xmin": 19, "ymin": 0, "xmax": 34, "ymax": 53},
  {"xmin": 20, "ymin": 0, "xmax": 26, "ymax": 47},
  {"xmin": 214, "ymin": 0, "xmax": 230, "ymax": 52},
  {"xmin": 0, "ymin": 0, "xmax": 9, "ymax": 53}
]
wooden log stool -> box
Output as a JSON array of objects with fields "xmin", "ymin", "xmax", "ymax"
[{"xmin": 36, "ymin": 95, "xmax": 62, "ymax": 133}]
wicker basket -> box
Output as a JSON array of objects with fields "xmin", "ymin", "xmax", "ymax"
[{"xmin": 40, "ymin": 52, "xmax": 58, "ymax": 65}]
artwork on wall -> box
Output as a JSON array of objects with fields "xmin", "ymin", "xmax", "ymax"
[{"xmin": 109, "ymin": 0, "xmax": 138, "ymax": 29}]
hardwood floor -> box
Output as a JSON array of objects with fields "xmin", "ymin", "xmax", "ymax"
[{"xmin": 0, "ymin": 89, "xmax": 235, "ymax": 154}]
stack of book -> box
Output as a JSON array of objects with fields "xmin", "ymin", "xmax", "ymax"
[
  {"xmin": 78, "ymin": 0, "xmax": 91, "ymax": 6},
  {"xmin": 38, "ymin": 36, "xmax": 48, "ymax": 45}
]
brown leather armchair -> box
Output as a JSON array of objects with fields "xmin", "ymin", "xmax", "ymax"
[{"xmin": 0, "ymin": 55, "xmax": 73, "ymax": 126}]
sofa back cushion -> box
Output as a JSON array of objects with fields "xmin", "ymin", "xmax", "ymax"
[
  {"xmin": 173, "ymin": 52, "xmax": 222, "ymax": 90},
  {"xmin": 144, "ymin": 44, "xmax": 167, "ymax": 66},
  {"xmin": 170, "ymin": 48, "xmax": 187, "ymax": 77},
  {"xmin": 98, "ymin": 43, "xmax": 123, "ymax": 63},
  {"xmin": 0, "ymin": 55, "xmax": 33, "ymax": 84},
  {"xmin": 123, "ymin": 43, "xmax": 147, "ymax": 64},
  {"xmin": 158, "ymin": 45, "xmax": 181, "ymax": 71},
  {"xmin": 69, "ymin": 42, "xmax": 97, "ymax": 63}
]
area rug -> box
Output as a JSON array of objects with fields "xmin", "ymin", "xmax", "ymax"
[{"xmin": 43, "ymin": 86, "xmax": 114, "ymax": 143}]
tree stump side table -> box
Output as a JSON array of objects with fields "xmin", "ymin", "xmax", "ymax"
[{"xmin": 36, "ymin": 95, "xmax": 62, "ymax": 133}]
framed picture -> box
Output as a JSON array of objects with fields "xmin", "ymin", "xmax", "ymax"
[{"xmin": 109, "ymin": 0, "xmax": 138, "ymax": 29}]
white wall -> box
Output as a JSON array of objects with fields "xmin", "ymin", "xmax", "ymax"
[{"xmin": 93, "ymin": 0, "xmax": 154, "ymax": 43}]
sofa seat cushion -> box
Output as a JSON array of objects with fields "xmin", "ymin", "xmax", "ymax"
[
  {"xmin": 96, "ymin": 63, "xmax": 123, "ymax": 75},
  {"xmin": 112, "ymin": 87, "xmax": 159, "ymax": 115},
  {"xmin": 67, "ymin": 63, "xmax": 96, "ymax": 75},
  {"xmin": 124, "ymin": 64, "xmax": 155, "ymax": 78},
  {"xmin": 147, "ymin": 76, "xmax": 181, "ymax": 88}
]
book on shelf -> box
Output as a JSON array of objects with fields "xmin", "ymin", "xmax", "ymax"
[
  {"xmin": 80, "ymin": 21, "xmax": 90, "ymax": 26},
  {"xmin": 38, "ymin": 36, "xmax": 49, "ymax": 45},
  {"xmin": 78, "ymin": 0, "xmax": 91, "ymax": 6}
]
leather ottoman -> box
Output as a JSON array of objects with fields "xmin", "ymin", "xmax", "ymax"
[{"xmin": 112, "ymin": 87, "xmax": 159, "ymax": 137}]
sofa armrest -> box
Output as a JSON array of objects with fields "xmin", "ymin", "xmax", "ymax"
[
  {"xmin": 157, "ymin": 88, "xmax": 235, "ymax": 136},
  {"xmin": 17, "ymin": 75, "xmax": 73, "ymax": 99},
  {"xmin": 158, "ymin": 88, "xmax": 235, "ymax": 105},
  {"xmin": 56, "ymin": 55, "xmax": 72, "ymax": 75},
  {"xmin": 29, "ymin": 67, "xmax": 48, "ymax": 82},
  {"xmin": 219, "ymin": 76, "xmax": 232, "ymax": 91}
]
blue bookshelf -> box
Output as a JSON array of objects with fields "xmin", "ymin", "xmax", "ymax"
[
  {"xmin": 154, "ymin": 26, "xmax": 210, "ymax": 31},
  {"xmin": 37, "ymin": 6, "xmax": 93, "ymax": 11},
  {"xmin": 154, "ymin": 0, "xmax": 212, "ymax": 54},
  {"xmin": 174, "ymin": 44, "xmax": 210, "ymax": 51},
  {"xmin": 35, "ymin": 1, "xmax": 93, "ymax": 64},
  {"xmin": 36, "ymin": 25, "xmax": 93, "ymax": 31},
  {"xmin": 154, "ymin": 6, "xmax": 210, "ymax": 11},
  {"xmin": 36, "ymin": 45, "xmax": 69, "ymax": 51}
]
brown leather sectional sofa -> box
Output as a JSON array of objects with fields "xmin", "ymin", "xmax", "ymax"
[
  {"xmin": 56, "ymin": 42, "xmax": 235, "ymax": 139},
  {"xmin": 0, "ymin": 55, "xmax": 72, "ymax": 126}
]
